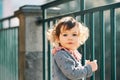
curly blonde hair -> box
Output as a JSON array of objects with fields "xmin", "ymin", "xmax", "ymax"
[{"xmin": 47, "ymin": 16, "xmax": 89, "ymax": 47}]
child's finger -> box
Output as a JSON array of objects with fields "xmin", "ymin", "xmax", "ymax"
[
  {"xmin": 85, "ymin": 60, "xmax": 90, "ymax": 62},
  {"xmin": 94, "ymin": 60, "xmax": 97, "ymax": 63}
]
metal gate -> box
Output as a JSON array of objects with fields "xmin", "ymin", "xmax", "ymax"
[
  {"xmin": 0, "ymin": 16, "xmax": 19, "ymax": 80},
  {"xmin": 41, "ymin": 0, "xmax": 120, "ymax": 80}
]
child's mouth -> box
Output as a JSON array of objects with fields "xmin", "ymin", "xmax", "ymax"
[{"xmin": 68, "ymin": 42, "xmax": 73, "ymax": 44}]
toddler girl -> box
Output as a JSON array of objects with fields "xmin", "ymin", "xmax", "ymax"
[{"xmin": 47, "ymin": 16, "xmax": 98, "ymax": 80}]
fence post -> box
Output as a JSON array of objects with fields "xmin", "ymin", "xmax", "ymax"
[{"xmin": 15, "ymin": 5, "xmax": 43, "ymax": 80}]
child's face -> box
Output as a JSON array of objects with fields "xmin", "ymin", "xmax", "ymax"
[{"xmin": 58, "ymin": 26, "xmax": 80, "ymax": 50}]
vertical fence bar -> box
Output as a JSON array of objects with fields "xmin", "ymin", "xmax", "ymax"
[
  {"xmin": 9, "ymin": 29, "xmax": 11, "ymax": 80},
  {"xmin": 15, "ymin": 28, "xmax": 18, "ymax": 80},
  {"xmin": 42, "ymin": 8, "xmax": 47, "ymax": 80},
  {"xmin": 99, "ymin": 10, "xmax": 105, "ymax": 80},
  {"xmin": 4, "ymin": 30, "xmax": 5, "ymax": 80},
  {"xmin": 3, "ymin": 30, "xmax": 5, "ymax": 80},
  {"xmin": 0, "ymin": 31, "xmax": 1, "ymax": 79},
  {"xmin": 47, "ymin": 21, "xmax": 52, "ymax": 80},
  {"xmin": 89, "ymin": 12, "xmax": 95, "ymax": 80},
  {"xmin": 110, "ymin": 8, "xmax": 116, "ymax": 80},
  {"xmin": 11, "ymin": 29, "xmax": 14, "ymax": 80},
  {"xmin": 80, "ymin": 0, "xmax": 85, "ymax": 11},
  {"xmin": 4, "ymin": 30, "xmax": 6, "ymax": 80},
  {"xmin": 80, "ymin": 0, "xmax": 86, "ymax": 66}
]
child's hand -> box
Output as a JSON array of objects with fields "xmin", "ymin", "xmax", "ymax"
[
  {"xmin": 85, "ymin": 60, "xmax": 90, "ymax": 64},
  {"xmin": 86, "ymin": 60, "xmax": 98, "ymax": 72}
]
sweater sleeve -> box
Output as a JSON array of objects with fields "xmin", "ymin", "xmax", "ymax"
[{"xmin": 54, "ymin": 50, "xmax": 93, "ymax": 79}]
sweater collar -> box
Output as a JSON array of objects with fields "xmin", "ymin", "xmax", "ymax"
[{"xmin": 52, "ymin": 47, "xmax": 82, "ymax": 61}]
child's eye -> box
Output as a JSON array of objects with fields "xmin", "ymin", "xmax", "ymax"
[
  {"xmin": 63, "ymin": 34, "xmax": 68, "ymax": 36},
  {"xmin": 72, "ymin": 34, "xmax": 78, "ymax": 36}
]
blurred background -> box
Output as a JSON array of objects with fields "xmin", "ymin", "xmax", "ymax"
[
  {"xmin": 1, "ymin": 0, "xmax": 120, "ymax": 18},
  {"xmin": 0, "ymin": 0, "xmax": 120, "ymax": 80}
]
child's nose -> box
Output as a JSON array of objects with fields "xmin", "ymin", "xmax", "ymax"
[{"xmin": 68, "ymin": 35, "xmax": 73, "ymax": 40}]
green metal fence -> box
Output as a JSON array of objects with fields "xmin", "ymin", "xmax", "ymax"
[
  {"xmin": 41, "ymin": 0, "xmax": 120, "ymax": 80},
  {"xmin": 0, "ymin": 16, "xmax": 19, "ymax": 80}
]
